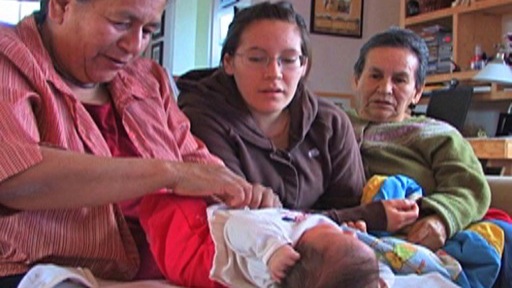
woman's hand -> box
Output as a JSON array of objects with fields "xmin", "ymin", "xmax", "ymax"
[
  {"xmin": 267, "ymin": 244, "xmax": 300, "ymax": 283},
  {"xmin": 247, "ymin": 184, "xmax": 282, "ymax": 209},
  {"xmin": 168, "ymin": 162, "xmax": 280, "ymax": 208},
  {"xmin": 382, "ymin": 199, "xmax": 419, "ymax": 232},
  {"xmin": 406, "ymin": 215, "xmax": 447, "ymax": 251}
]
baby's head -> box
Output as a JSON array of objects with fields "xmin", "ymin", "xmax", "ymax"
[{"xmin": 282, "ymin": 224, "xmax": 379, "ymax": 288}]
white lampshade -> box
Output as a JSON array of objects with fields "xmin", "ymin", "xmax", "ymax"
[{"xmin": 473, "ymin": 53, "xmax": 512, "ymax": 85}]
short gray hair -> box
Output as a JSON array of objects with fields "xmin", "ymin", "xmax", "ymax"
[{"xmin": 353, "ymin": 27, "xmax": 429, "ymax": 90}]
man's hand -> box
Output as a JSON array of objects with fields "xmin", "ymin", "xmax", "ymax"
[
  {"xmin": 267, "ymin": 245, "xmax": 300, "ymax": 283},
  {"xmin": 382, "ymin": 199, "xmax": 419, "ymax": 232},
  {"xmin": 406, "ymin": 215, "xmax": 447, "ymax": 251}
]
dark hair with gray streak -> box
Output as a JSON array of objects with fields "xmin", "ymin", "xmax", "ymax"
[
  {"xmin": 221, "ymin": 1, "xmax": 312, "ymax": 77},
  {"xmin": 34, "ymin": 0, "xmax": 49, "ymax": 23},
  {"xmin": 353, "ymin": 27, "xmax": 429, "ymax": 90}
]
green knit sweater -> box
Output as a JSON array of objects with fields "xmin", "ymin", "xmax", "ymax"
[{"xmin": 348, "ymin": 111, "xmax": 491, "ymax": 237}]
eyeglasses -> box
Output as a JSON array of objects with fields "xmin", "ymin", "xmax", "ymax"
[{"xmin": 234, "ymin": 52, "xmax": 307, "ymax": 71}]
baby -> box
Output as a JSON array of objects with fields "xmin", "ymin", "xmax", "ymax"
[
  {"xmin": 140, "ymin": 195, "xmax": 381, "ymax": 288},
  {"xmin": 210, "ymin": 205, "xmax": 381, "ymax": 288}
]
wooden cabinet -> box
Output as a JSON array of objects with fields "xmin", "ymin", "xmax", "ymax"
[{"xmin": 399, "ymin": 0, "xmax": 512, "ymax": 101}]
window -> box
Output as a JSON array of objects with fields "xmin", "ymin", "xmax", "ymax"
[{"xmin": 0, "ymin": 0, "xmax": 40, "ymax": 25}]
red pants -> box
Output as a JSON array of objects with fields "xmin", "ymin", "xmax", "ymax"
[{"xmin": 139, "ymin": 194, "xmax": 225, "ymax": 288}]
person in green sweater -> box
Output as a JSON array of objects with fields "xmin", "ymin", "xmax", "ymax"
[{"xmin": 349, "ymin": 27, "xmax": 491, "ymax": 251}]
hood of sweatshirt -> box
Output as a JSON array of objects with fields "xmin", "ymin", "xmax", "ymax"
[{"xmin": 177, "ymin": 68, "xmax": 318, "ymax": 150}]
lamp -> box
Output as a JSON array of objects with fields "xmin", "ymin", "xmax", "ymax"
[{"xmin": 473, "ymin": 51, "xmax": 512, "ymax": 85}]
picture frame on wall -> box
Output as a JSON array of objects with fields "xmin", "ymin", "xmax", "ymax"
[
  {"xmin": 310, "ymin": 0, "xmax": 364, "ymax": 38},
  {"xmin": 152, "ymin": 10, "xmax": 166, "ymax": 39},
  {"xmin": 151, "ymin": 41, "xmax": 164, "ymax": 65}
]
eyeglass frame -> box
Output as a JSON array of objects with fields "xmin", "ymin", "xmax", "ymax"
[{"xmin": 233, "ymin": 51, "xmax": 308, "ymax": 71}]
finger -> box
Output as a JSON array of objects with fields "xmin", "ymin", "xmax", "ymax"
[
  {"xmin": 419, "ymin": 236, "xmax": 437, "ymax": 251},
  {"xmin": 274, "ymin": 194, "xmax": 283, "ymax": 208},
  {"xmin": 243, "ymin": 186, "xmax": 253, "ymax": 207},
  {"xmin": 342, "ymin": 229, "xmax": 357, "ymax": 237},
  {"xmin": 273, "ymin": 270, "xmax": 285, "ymax": 282},
  {"xmin": 402, "ymin": 209, "xmax": 420, "ymax": 224},
  {"xmin": 355, "ymin": 220, "xmax": 367, "ymax": 232},
  {"xmin": 220, "ymin": 186, "xmax": 248, "ymax": 208},
  {"xmin": 209, "ymin": 195, "xmax": 223, "ymax": 204},
  {"xmin": 258, "ymin": 186, "xmax": 277, "ymax": 208},
  {"xmin": 394, "ymin": 199, "xmax": 417, "ymax": 210},
  {"xmin": 289, "ymin": 249, "xmax": 300, "ymax": 262},
  {"xmin": 407, "ymin": 223, "xmax": 429, "ymax": 244},
  {"xmin": 407, "ymin": 229, "xmax": 428, "ymax": 245},
  {"xmin": 224, "ymin": 172, "xmax": 254, "ymax": 207},
  {"xmin": 248, "ymin": 185, "xmax": 263, "ymax": 209}
]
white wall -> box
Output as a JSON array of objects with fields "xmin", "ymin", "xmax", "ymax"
[
  {"xmin": 213, "ymin": 0, "xmax": 400, "ymax": 94},
  {"xmin": 172, "ymin": 0, "xmax": 199, "ymax": 75},
  {"xmin": 173, "ymin": 0, "xmax": 400, "ymax": 94}
]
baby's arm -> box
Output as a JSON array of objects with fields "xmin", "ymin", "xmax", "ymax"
[
  {"xmin": 267, "ymin": 244, "xmax": 300, "ymax": 283},
  {"xmin": 382, "ymin": 199, "xmax": 419, "ymax": 232}
]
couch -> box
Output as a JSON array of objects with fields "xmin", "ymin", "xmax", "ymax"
[{"xmin": 487, "ymin": 176, "xmax": 512, "ymax": 215}]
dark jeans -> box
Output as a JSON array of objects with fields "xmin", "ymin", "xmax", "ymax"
[{"xmin": 0, "ymin": 274, "xmax": 25, "ymax": 288}]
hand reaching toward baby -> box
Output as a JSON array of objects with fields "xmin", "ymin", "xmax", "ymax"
[
  {"xmin": 382, "ymin": 199, "xmax": 419, "ymax": 232},
  {"xmin": 267, "ymin": 244, "xmax": 300, "ymax": 283}
]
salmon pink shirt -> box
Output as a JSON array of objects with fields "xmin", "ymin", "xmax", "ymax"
[{"xmin": 0, "ymin": 17, "xmax": 221, "ymax": 280}]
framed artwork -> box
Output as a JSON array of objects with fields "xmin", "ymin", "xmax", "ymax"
[
  {"xmin": 310, "ymin": 0, "xmax": 364, "ymax": 38},
  {"xmin": 152, "ymin": 10, "xmax": 166, "ymax": 39},
  {"xmin": 151, "ymin": 41, "xmax": 163, "ymax": 65},
  {"xmin": 220, "ymin": 0, "xmax": 238, "ymax": 8}
]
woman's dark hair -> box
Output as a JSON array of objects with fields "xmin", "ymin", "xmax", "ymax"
[
  {"xmin": 221, "ymin": 1, "xmax": 312, "ymax": 77},
  {"xmin": 34, "ymin": 0, "xmax": 49, "ymax": 24},
  {"xmin": 353, "ymin": 27, "xmax": 429, "ymax": 90}
]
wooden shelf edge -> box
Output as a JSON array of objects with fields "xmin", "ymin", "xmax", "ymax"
[
  {"xmin": 403, "ymin": 0, "xmax": 512, "ymax": 26},
  {"xmin": 467, "ymin": 137, "xmax": 512, "ymax": 159},
  {"xmin": 425, "ymin": 70, "xmax": 477, "ymax": 84},
  {"xmin": 460, "ymin": 0, "xmax": 512, "ymax": 14},
  {"xmin": 404, "ymin": 6, "xmax": 455, "ymax": 25},
  {"xmin": 474, "ymin": 91, "xmax": 512, "ymax": 101}
]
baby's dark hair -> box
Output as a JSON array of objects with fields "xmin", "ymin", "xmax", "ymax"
[{"xmin": 282, "ymin": 236, "xmax": 379, "ymax": 288}]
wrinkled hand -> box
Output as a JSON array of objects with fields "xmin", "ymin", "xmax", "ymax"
[
  {"xmin": 406, "ymin": 215, "xmax": 447, "ymax": 251},
  {"xmin": 168, "ymin": 163, "xmax": 253, "ymax": 208},
  {"xmin": 168, "ymin": 163, "xmax": 280, "ymax": 209},
  {"xmin": 246, "ymin": 184, "xmax": 282, "ymax": 209},
  {"xmin": 267, "ymin": 245, "xmax": 300, "ymax": 283},
  {"xmin": 382, "ymin": 199, "xmax": 419, "ymax": 232}
]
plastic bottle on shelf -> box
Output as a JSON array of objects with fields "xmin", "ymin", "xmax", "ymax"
[
  {"xmin": 470, "ymin": 44, "xmax": 484, "ymax": 70},
  {"xmin": 506, "ymin": 32, "xmax": 512, "ymax": 66}
]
